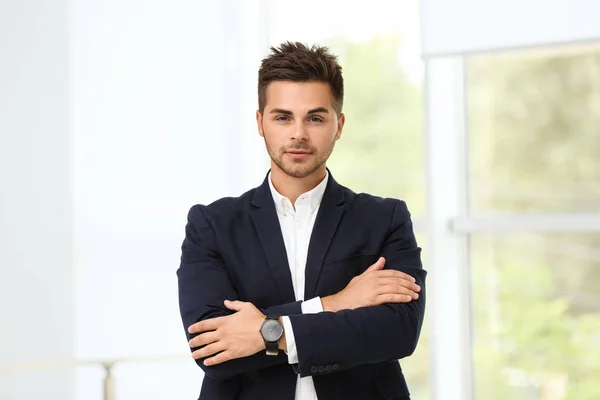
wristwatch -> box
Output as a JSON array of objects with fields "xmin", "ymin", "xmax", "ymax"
[{"xmin": 259, "ymin": 315, "xmax": 284, "ymax": 356}]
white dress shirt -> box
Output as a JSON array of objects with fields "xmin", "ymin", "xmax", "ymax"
[{"xmin": 268, "ymin": 172, "xmax": 328, "ymax": 400}]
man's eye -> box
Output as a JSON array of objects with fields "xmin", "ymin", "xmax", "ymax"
[
  {"xmin": 309, "ymin": 116, "xmax": 323, "ymax": 122},
  {"xmin": 275, "ymin": 116, "xmax": 289, "ymax": 121}
]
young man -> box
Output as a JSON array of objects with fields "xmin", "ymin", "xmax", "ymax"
[{"xmin": 178, "ymin": 42, "xmax": 426, "ymax": 400}]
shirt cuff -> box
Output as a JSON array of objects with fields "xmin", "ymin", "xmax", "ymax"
[
  {"xmin": 282, "ymin": 298, "xmax": 322, "ymax": 365},
  {"xmin": 301, "ymin": 296, "xmax": 324, "ymax": 314},
  {"xmin": 281, "ymin": 316, "xmax": 298, "ymax": 364}
]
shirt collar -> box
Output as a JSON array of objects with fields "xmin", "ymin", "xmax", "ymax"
[{"xmin": 268, "ymin": 171, "xmax": 329, "ymax": 215}]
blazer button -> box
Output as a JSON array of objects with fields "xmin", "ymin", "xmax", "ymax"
[
  {"xmin": 318, "ymin": 366, "xmax": 325, "ymax": 373},
  {"xmin": 332, "ymin": 364, "xmax": 340, "ymax": 371},
  {"xmin": 310, "ymin": 366, "xmax": 318, "ymax": 374},
  {"xmin": 325, "ymin": 365, "xmax": 332, "ymax": 372}
]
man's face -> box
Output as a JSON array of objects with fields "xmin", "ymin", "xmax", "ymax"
[{"xmin": 257, "ymin": 81, "xmax": 345, "ymax": 179}]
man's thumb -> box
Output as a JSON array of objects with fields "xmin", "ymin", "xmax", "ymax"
[
  {"xmin": 224, "ymin": 300, "xmax": 244, "ymax": 311},
  {"xmin": 365, "ymin": 257, "xmax": 385, "ymax": 273}
]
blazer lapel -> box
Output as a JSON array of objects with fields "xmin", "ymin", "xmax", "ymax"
[
  {"xmin": 250, "ymin": 175, "xmax": 296, "ymax": 304},
  {"xmin": 304, "ymin": 174, "xmax": 346, "ymax": 299}
]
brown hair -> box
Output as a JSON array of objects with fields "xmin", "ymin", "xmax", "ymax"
[{"xmin": 258, "ymin": 41, "xmax": 344, "ymax": 114}]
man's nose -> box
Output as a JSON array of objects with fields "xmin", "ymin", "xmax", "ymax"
[{"xmin": 291, "ymin": 122, "xmax": 309, "ymax": 141}]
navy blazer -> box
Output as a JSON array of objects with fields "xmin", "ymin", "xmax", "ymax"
[{"xmin": 177, "ymin": 171, "xmax": 427, "ymax": 400}]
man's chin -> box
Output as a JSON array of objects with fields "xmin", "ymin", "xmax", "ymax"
[{"xmin": 282, "ymin": 165, "xmax": 316, "ymax": 179}]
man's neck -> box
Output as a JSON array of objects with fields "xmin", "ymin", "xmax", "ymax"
[{"xmin": 270, "ymin": 165, "xmax": 327, "ymax": 205}]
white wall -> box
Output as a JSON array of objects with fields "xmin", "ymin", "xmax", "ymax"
[
  {"xmin": 0, "ymin": 0, "xmax": 74, "ymax": 398},
  {"xmin": 421, "ymin": 0, "xmax": 600, "ymax": 56},
  {"xmin": 1, "ymin": 0, "xmax": 268, "ymax": 398},
  {"xmin": 70, "ymin": 1, "xmax": 268, "ymax": 398}
]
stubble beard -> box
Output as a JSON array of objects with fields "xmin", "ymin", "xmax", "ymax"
[{"xmin": 263, "ymin": 135, "xmax": 336, "ymax": 179}]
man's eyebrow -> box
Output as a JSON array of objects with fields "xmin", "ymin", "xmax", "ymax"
[
  {"xmin": 269, "ymin": 107, "xmax": 330, "ymax": 116},
  {"xmin": 269, "ymin": 108, "xmax": 293, "ymax": 115},
  {"xmin": 307, "ymin": 107, "xmax": 329, "ymax": 115}
]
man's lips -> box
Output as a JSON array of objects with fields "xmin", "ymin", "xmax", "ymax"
[{"xmin": 286, "ymin": 150, "xmax": 311, "ymax": 158}]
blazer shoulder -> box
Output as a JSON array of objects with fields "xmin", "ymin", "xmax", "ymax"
[{"xmin": 186, "ymin": 187, "xmax": 257, "ymax": 223}]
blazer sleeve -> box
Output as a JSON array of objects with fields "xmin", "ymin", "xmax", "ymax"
[
  {"xmin": 177, "ymin": 205, "xmax": 303, "ymax": 381},
  {"xmin": 287, "ymin": 200, "xmax": 427, "ymax": 378}
]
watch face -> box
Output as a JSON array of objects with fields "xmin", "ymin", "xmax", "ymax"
[{"xmin": 261, "ymin": 319, "xmax": 283, "ymax": 342}]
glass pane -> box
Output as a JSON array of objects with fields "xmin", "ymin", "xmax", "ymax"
[
  {"xmin": 467, "ymin": 44, "xmax": 600, "ymax": 213},
  {"xmin": 267, "ymin": 0, "xmax": 426, "ymax": 216},
  {"xmin": 471, "ymin": 233, "xmax": 600, "ymax": 399}
]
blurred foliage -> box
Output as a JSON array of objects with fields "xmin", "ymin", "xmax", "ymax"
[
  {"xmin": 321, "ymin": 36, "xmax": 600, "ymax": 399},
  {"xmin": 468, "ymin": 48, "xmax": 600, "ymax": 213},
  {"xmin": 468, "ymin": 48, "xmax": 600, "ymax": 399},
  {"xmin": 473, "ymin": 234, "xmax": 600, "ymax": 399},
  {"xmin": 324, "ymin": 36, "xmax": 426, "ymax": 216}
]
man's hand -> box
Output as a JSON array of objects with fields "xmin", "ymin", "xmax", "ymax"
[
  {"xmin": 321, "ymin": 257, "xmax": 420, "ymax": 312},
  {"xmin": 188, "ymin": 300, "xmax": 266, "ymax": 366}
]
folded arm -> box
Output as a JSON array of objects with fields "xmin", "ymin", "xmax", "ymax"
[
  {"xmin": 288, "ymin": 200, "xmax": 427, "ymax": 377},
  {"xmin": 178, "ymin": 205, "xmax": 312, "ymax": 380}
]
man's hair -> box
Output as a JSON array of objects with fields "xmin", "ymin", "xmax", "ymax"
[{"xmin": 258, "ymin": 41, "xmax": 344, "ymax": 114}]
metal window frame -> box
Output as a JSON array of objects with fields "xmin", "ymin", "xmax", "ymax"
[
  {"xmin": 424, "ymin": 56, "xmax": 473, "ymax": 400},
  {"xmin": 451, "ymin": 214, "xmax": 600, "ymax": 234}
]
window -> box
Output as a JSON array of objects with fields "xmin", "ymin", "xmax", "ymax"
[
  {"xmin": 470, "ymin": 233, "xmax": 600, "ymax": 399},
  {"xmin": 467, "ymin": 45, "xmax": 600, "ymax": 213},
  {"xmin": 466, "ymin": 44, "xmax": 600, "ymax": 399}
]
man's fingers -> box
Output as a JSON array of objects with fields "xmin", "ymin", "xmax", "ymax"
[
  {"xmin": 189, "ymin": 331, "xmax": 219, "ymax": 349},
  {"xmin": 365, "ymin": 257, "xmax": 386, "ymax": 273},
  {"xmin": 372, "ymin": 269, "xmax": 417, "ymax": 283},
  {"xmin": 204, "ymin": 351, "xmax": 233, "ymax": 366},
  {"xmin": 224, "ymin": 300, "xmax": 245, "ymax": 311},
  {"xmin": 188, "ymin": 316, "xmax": 225, "ymax": 334},
  {"xmin": 192, "ymin": 341, "xmax": 227, "ymax": 360},
  {"xmin": 376, "ymin": 293, "xmax": 414, "ymax": 304},
  {"xmin": 377, "ymin": 284, "xmax": 419, "ymax": 300},
  {"xmin": 376, "ymin": 277, "xmax": 421, "ymax": 293}
]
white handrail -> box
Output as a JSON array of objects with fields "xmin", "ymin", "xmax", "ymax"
[
  {"xmin": 0, "ymin": 353, "xmax": 192, "ymax": 374},
  {"xmin": 0, "ymin": 353, "xmax": 190, "ymax": 374}
]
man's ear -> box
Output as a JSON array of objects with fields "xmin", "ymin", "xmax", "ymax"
[
  {"xmin": 256, "ymin": 110, "xmax": 264, "ymax": 137},
  {"xmin": 335, "ymin": 113, "xmax": 345, "ymax": 140}
]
